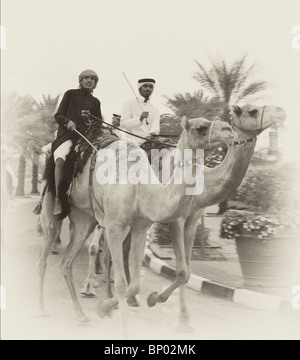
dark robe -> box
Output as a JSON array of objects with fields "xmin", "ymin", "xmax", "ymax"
[{"xmin": 51, "ymin": 87, "xmax": 102, "ymax": 152}]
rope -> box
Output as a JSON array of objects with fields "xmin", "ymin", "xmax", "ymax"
[{"xmin": 87, "ymin": 113, "xmax": 177, "ymax": 148}]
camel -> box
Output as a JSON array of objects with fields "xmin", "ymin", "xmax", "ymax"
[
  {"xmin": 146, "ymin": 104, "xmax": 287, "ymax": 329},
  {"xmin": 38, "ymin": 117, "xmax": 234, "ymax": 330},
  {"xmin": 79, "ymin": 120, "xmax": 234, "ymax": 300}
]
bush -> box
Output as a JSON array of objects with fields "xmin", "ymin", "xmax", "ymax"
[{"xmin": 220, "ymin": 162, "xmax": 300, "ymax": 240}]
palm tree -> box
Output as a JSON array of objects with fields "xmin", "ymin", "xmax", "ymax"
[
  {"xmin": 29, "ymin": 94, "xmax": 59, "ymax": 193},
  {"xmin": 2, "ymin": 93, "xmax": 59, "ymax": 195},
  {"xmin": 193, "ymin": 54, "xmax": 268, "ymax": 214},
  {"xmin": 193, "ymin": 54, "xmax": 268, "ymax": 122},
  {"xmin": 164, "ymin": 90, "xmax": 223, "ymax": 120},
  {"xmin": 2, "ymin": 93, "xmax": 38, "ymax": 196}
]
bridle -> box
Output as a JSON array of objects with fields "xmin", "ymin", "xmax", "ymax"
[
  {"xmin": 228, "ymin": 105, "xmax": 266, "ymax": 147},
  {"xmin": 82, "ymin": 111, "xmax": 177, "ymax": 148},
  {"xmin": 208, "ymin": 120, "xmax": 215, "ymax": 150}
]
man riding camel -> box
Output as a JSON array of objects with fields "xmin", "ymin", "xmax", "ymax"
[
  {"xmin": 52, "ymin": 69, "xmax": 102, "ymax": 215},
  {"xmin": 120, "ymin": 78, "xmax": 160, "ymax": 146}
]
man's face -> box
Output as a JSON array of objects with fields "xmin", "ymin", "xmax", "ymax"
[
  {"xmin": 112, "ymin": 117, "xmax": 120, "ymax": 127},
  {"xmin": 138, "ymin": 83, "xmax": 154, "ymax": 99},
  {"xmin": 80, "ymin": 76, "xmax": 97, "ymax": 90}
]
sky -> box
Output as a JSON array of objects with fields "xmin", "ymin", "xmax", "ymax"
[{"xmin": 1, "ymin": 0, "xmax": 300, "ymax": 159}]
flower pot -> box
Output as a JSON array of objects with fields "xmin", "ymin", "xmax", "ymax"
[{"xmin": 236, "ymin": 228, "xmax": 300, "ymax": 287}]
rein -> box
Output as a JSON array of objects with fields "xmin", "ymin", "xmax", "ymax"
[{"xmin": 84, "ymin": 112, "xmax": 177, "ymax": 148}]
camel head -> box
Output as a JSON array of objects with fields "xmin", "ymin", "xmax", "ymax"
[
  {"xmin": 231, "ymin": 104, "xmax": 287, "ymax": 136},
  {"xmin": 181, "ymin": 116, "xmax": 235, "ymax": 150}
]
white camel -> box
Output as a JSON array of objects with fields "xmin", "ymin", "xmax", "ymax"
[
  {"xmin": 146, "ymin": 104, "xmax": 286, "ymax": 329},
  {"xmin": 38, "ymin": 117, "xmax": 234, "ymax": 333},
  {"xmin": 80, "ymin": 120, "xmax": 234, "ymax": 300}
]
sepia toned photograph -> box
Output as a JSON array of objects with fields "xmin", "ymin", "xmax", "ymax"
[{"xmin": 1, "ymin": 0, "xmax": 300, "ymax": 342}]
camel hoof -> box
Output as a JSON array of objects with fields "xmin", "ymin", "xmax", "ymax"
[
  {"xmin": 127, "ymin": 296, "xmax": 140, "ymax": 308},
  {"xmin": 77, "ymin": 314, "xmax": 90, "ymax": 323},
  {"xmin": 147, "ymin": 292, "xmax": 158, "ymax": 307},
  {"xmin": 80, "ymin": 291, "xmax": 96, "ymax": 298},
  {"xmin": 80, "ymin": 286, "xmax": 96, "ymax": 298},
  {"xmin": 176, "ymin": 323, "xmax": 194, "ymax": 334},
  {"xmin": 38, "ymin": 309, "xmax": 50, "ymax": 318},
  {"xmin": 80, "ymin": 283, "xmax": 97, "ymax": 297},
  {"xmin": 97, "ymin": 299, "xmax": 116, "ymax": 318}
]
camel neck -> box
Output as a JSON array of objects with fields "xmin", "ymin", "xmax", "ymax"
[
  {"xmin": 140, "ymin": 132, "xmax": 201, "ymax": 222},
  {"xmin": 197, "ymin": 135, "xmax": 256, "ymax": 207}
]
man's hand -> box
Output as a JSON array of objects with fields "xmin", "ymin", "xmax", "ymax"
[
  {"xmin": 140, "ymin": 111, "xmax": 149, "ymax": 122},
  {"xmin": 66, "ymin": 120, "xmax": 76, "ymax": 131}
]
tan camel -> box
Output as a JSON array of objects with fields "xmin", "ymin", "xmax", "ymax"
[
  {"xmin": 38, "ymin": 117, "xmax": 234, "ymax": 328},
  {"xmin": 80, "ymin": 120, "xmax": 234, "ymax": 300},
  {"xmin": 146, "ymin": 104, "xmax": 287, "ymax": 330}
]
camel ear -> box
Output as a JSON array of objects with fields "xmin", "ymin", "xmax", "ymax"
[
  {"xmin": 181, "ymin": 116, "xmax": 190, "ymax": 130},
  {"xmin": 232, "ymin": 105, "xmax": 242, "ymax": 116}
]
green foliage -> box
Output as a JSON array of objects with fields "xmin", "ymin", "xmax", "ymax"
[
  {"xmin": 164, "ymin": 54, "xmax": 268, "ymax": 124},
  {"xmin": 236, "ymin": 164, "xmax": 297, "ymax": 213},
  {"xmin": 193, "ymin": 54, "xmax": 267, "ymax": 105},
  {"xmin": 2, "ymin": 93, "xmax": 59, "ymax": 157},
  {"xmin": 220, "ymin": 164, "xmax": 300, "ymax": 240},
  {"xmin": 164, "ymin": 91, "xmax": 222, "ymax": 120},
  {"xmin": 160, "ymin": 114, "xmax": 182, "ymax": 137}
]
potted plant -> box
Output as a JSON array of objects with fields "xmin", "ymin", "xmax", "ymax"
[{"xmin": 220, "ymin": 162, "xmax": 300, "ymax": 287}]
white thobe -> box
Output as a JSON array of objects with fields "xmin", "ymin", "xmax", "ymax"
[{"xmin": 120, "ymin": 95, "xmax": 160, "ymax": 146}]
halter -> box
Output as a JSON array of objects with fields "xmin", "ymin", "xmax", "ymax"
[
  {"xmin": 82, "ymin": 111, "xmax": 177, "ymax": 148},
  {"xmin": 229, "ymin": 105, "xmax": 266, "ymax": 146},
  {"xmin": 208, "ymin": 120, "xmax": 215, "ymax": 150}
]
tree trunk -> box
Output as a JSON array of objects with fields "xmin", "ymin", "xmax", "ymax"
[
  {"xmin": 15, "ymin": 154, "xmax": 26, "ymax": 196},
  {"xmin": 31, "ymin": 153, "xmax": 39, "ymax": 194}
]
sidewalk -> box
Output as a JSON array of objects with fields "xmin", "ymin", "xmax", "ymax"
[{"xmin": 144, "ymin": 205, "xmax": 299, "ymax": 313}]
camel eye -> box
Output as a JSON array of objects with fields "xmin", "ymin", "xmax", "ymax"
[
  {"xmin": 195, "ymin": 126, "xmax": 207, "ymax": 135},
  {"xmin": 248, "ymin": 108, "xmax": 258, "ymax": 117}
]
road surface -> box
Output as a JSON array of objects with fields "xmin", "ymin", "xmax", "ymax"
[{"xmin": 1, "ymin": 197, "xmax": 300, "ymax": 340}]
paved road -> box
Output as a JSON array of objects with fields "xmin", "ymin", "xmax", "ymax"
[{"xmin": 1, "ymin": 198, "xmax": 300, "ymax": 340}]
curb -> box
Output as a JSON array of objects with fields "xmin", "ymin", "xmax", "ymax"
[{"xmin": 143, "ymin": 247, "xmax": 292, "ymax": 313}]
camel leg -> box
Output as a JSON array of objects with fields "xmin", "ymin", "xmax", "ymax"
[
  {"xmin": 97, "ymin": 224, "xmax": 130, "ymax": 337},
  {"xmin": 123, "ymin": 232, "xmax": 140, "ymax": 308},
  {"xmin": 147, "ymin": 218, "xmax": 189, "ymax": 307},
  {"xmin": 103, "ymin": 231, "xmax": 140, "ymax": 307},
  {"xmin": 61, "ymin": 207, "xmax": 97, "ymax": 322},
  {"xmin": 103, "ymin": 240, "xmax": 114, "ymax": 299},
  {"xmin": 80, "ymin": 225, "xmax": 103, "ymax": 297},
  {"xmin": 177, "ymin": 217, "xmax": 199, "ymax": 332},
  {"xmin": 38, "ymin": 212, "xmax": 62, "ymax": 315},
  {"xmin": 51, "ymin": 228, "xmax": 62, "ymax": 254},
  {"xmin": 126, "ymin": 222, "xmax": 148, "ymax": 307}
]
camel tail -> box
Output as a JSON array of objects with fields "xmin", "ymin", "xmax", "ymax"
[
  {"xmin": 32, "ymin": 185, "xmax": 47, "ymax": 215},
  {"xmin": 32, "ymin": 198, "xmax": 43, "ymax": 215}
]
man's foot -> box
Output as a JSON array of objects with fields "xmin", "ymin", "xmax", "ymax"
[{"xmin": 53, "ymin": 197, "xmax": 62, "ymax": 215}]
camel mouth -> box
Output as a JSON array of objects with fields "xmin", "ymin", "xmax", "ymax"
[
  {"xmin": 226, "ymin": 130, "xmax": 238, "ymax": 143},
  {"xmin": 272, "ymin": 107, "xmax": 287, "ymax": 126}
]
